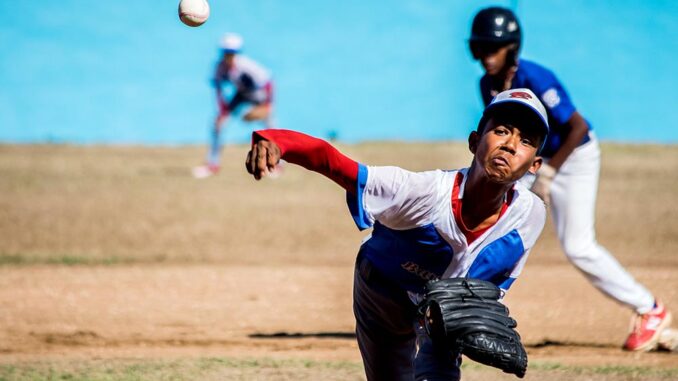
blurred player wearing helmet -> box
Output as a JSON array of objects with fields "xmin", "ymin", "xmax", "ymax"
[
  {"xmin": 468, "ymin": 6, "xmax": 672, "ymax": 352},
  {"xmin": 193, "ymin": 33, "xmax": 276, "ymax": 179},
  {"xmin": 245, "ymin": 88, "xmax": 549, "ymax": 380}
]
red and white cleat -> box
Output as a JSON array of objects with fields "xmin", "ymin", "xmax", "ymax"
[
  {"xmin": 623, "ymin": 300, "xmax": 672, "ymax": 352},
  {"xmin": 192, "ymin": 164, "xmax": 220, "ymax": 179}
]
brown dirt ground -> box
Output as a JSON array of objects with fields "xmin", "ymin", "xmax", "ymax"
[{"xmin": 1, "ymin": 142, "xmax": 677, "ymax": 379}]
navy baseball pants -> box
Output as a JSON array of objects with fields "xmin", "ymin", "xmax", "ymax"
[{"xmin": 353, "ymin": 253, "xmax": 461, "ymax": 381}]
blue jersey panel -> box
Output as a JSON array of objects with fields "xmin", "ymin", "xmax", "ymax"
[
  {"xmin": 360, "ymin": 222, "xmax": 454, "ymax": 293},
  {"xmin": 346, "ymin": 164, "xmax": 371, "ymax": 230},
  {"xmin": 514, "ymin": 60, "xmax": 576, "ymax": 125},
  {"xmin": 467, "ymin": 229, "xmax": 524, "ymax": 289}
]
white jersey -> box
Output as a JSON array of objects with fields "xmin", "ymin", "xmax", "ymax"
[
  {"xmin": 213, "ymin": 55, "xmax": 272, "ymax": 94},
  {"xmin": 347, "ymin": 165, "xmax": 546, "ymax": 294}
]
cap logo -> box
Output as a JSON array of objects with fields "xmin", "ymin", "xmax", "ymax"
[{"xmin": 508, "ymin": 91, "xmax": 532, "ymax": 100}]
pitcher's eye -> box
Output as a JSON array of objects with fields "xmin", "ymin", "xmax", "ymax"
[{"xmin": 493, "ymin": 126, "xmax": 509, "ymax": 135}]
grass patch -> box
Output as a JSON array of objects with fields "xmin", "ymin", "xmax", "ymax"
[
  {"xmin": 0, "ymin": 357, "xmax": 365, "ymax": 381},
  {"xmin": 0, "ymin": 254, "xmax": 140, "ymax": 266},
  {"xmin": 533, "ymin": 361, "xmax": 678, "ymax": 376},
  {"xmin": 4, "ymin": 358, "xmax": 677, "ymax": 381},
  {"xmin": 463, "ymin": 360, "xmax": 678, "ymax": 379}
]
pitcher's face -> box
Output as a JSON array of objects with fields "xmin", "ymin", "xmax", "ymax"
[{"xmin": 470, "ymin": 118, "xmax": 542, "ymax": 184}]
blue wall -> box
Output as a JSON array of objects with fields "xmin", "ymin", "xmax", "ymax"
[{"xmin": 1, "ymin": 0, "xmax": 676, "ymax": 144}]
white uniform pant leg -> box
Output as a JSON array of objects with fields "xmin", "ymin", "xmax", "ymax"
[{"xmin": 549, "ymin": 136, "xmax": 655, "ymax": 314}]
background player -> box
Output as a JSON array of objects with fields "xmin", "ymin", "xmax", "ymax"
[
  {"xmin": 192, "ymin": 33, "xmax": 275, "ymax": 179},
  {"xmin": 468, "ymin": 6, "xmax": 671, "ymax": 352},
  {"xmin": 246, "ymin": 88, "xmax": 549, "ymax": 380}
]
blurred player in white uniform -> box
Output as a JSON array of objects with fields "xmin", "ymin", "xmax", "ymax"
[
  {"xmin": 245, "ymin": 89, "xmax": 550, "ymax": 380},
  {"xmin": 468, "ymin": 7, "xmax": 672, "ymax": 351},
  {"xmin": 193, "ymin": 33, "xmax": 275, "ymax": 179}
]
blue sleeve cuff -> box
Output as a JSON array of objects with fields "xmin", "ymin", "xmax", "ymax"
[{"xmin": 346, "ymin": 164, "xmax": 371, "ymax": 230}]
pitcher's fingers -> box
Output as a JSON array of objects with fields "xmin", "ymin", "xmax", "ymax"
[
  {"xmin": 267, "ymin": 145, "xmax": 279, "ymax": 171},
  {"xmin": 247, "ymin": 145, "xmax": 258, "ymax": 175},
  {"xmin": 245, "ymin": 150, "xmax": 254, "ymax": 174},
  {"xmin": 255, "ymin": 144, "xmax": 269, "ymax": 179},
  {"xmin": 249, "ymin": 145, "xmax": 263, "ymax": 179}
]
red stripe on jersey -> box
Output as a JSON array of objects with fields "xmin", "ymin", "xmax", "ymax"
[
  {"xmin": 252, "ymin": 129, "xmax": 358, "ymax": 192},
  {"xmin": 451, "ymin": 172, "xmax": 514, "ymax": 244}
]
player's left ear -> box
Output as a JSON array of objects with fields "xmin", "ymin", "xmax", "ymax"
[
  {"xmin": 468, "ymin": 131, "xmax": 480, "ymax": 154},
  {"xmin": 527, "ymin": 156, "xmax": 543, "ymax": 175}
]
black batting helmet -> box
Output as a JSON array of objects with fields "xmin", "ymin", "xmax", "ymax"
[{"xmin": 469, "ymin": 7, "xmax": 521, "ymax": 58}]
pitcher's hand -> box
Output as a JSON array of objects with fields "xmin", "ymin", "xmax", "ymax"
[{"xmin": 246, "ymin": 139, "xmax": 281, "ymax": 180}]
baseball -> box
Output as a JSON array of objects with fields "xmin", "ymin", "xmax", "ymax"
[{"xmin": 178, "ymin": 0, "xmax": 210, "ymax": 27}]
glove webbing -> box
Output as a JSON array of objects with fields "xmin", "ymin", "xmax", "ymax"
[{"xmin": 421, "ymin": 278, "xmax": 527, "ymax": 378}]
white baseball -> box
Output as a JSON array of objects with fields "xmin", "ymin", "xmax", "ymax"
[{"xmin": 178, "ymin": 0, "xmax": 210, "ymax": 27}]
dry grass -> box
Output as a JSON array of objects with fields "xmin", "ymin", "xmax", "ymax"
[
  {"xmin": 1, "ymin": 142, "xmax": 677, "ymax": 267},
  {"xmin": 2, "ymin": 357, "xmax": 677, "ymax": 381}
]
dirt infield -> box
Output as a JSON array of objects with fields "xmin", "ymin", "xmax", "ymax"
[{"xmin": 1, "ymin": 142, "xmax": 677, "ymax": 380}]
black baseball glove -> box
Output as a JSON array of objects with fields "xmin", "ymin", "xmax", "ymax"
[{"xmin": 420, "ymin": 278, "xmax": 528, "ymax": 378}]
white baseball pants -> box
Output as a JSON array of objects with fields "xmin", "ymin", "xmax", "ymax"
[{"xmin": 522, "ymin": 134, "xmax": 655, "ymax": 314}]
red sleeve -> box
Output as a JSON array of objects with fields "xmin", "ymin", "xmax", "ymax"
[{"xmin": 252, "ymin": 129, "xmax": 359, "ymax": 192}]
